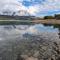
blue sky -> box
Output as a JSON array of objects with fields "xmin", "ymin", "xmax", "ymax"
[
  {"xmin": 21, "ymin": 0, "xmax": 60, "ymax": 17},
  {"xmin": 0, "ymin": 0, "xmax": 60, "ymax": 17},
  {"xmin": 22, "ymin": 0, "xmax": 46, "ymax": 7}
]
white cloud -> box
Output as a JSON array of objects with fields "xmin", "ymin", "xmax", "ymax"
[
  {"xmin": 0, "ymin": 0, "xmax": 28, "ymax": 15},
  {"xmin": 27, "ymin": 5, "xmax": 40, "ymax": 15},
  {"xmin": 0, "ymin": 0, "xmax": 60, "ymax": 16},
  {"xmin": 25, "ymin": 0, "xmax": 60, "ymax": 16}
]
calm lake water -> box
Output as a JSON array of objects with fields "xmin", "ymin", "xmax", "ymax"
[
  {"xmin": 0, "ymin": 24, "xmax": 60, "ymax": 41},
  {"xmin": 0, "ymin": 24, "xmax": 60, "ymax": 60}
]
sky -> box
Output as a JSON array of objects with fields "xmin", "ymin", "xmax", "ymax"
[{"xmin": 0, "ymin": 0, "xmax": 60, "ymax": 17}]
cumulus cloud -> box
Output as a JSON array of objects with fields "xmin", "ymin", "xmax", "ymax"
[
  {"xmin": 0, "ymin": 0, "xmax": 28, "ymax": 15},
  {"xmin": 0, "ymin": 0, "xmax": 60, "ymax": 16},
  {"xmin": 30, "ymin": 0, "xmax": 60, "ymax": 16},
  {"xmin": 37, "ymin": 0, "xmax": 60, "ymax": 16}
]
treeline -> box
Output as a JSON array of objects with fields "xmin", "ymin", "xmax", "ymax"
[
  {"xmin": 44, "ymin": 14, "xmax": 60, "ymax": 19},
  {"xmin": 0, "ymin": 14, "xmax": 60, "ymax": 20},
  {"xmin": 0, "ymin": 15, "xmax": 36, "ymax": 20}
]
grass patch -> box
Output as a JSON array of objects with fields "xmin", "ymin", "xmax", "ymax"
[{"xmin": 0, "ymin": 21, "xmax": 34, "ymax": 25}]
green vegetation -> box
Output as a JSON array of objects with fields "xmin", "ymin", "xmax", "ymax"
[
  {"xmin": 0, "ymin": 14, "xmax": 60, "ymax": 20},
  {"xmin": 0, "ymin": 14, "xmax": 60, "ymax": 25},
  {"xmin": 0, "ymin": 15, "xmax": 36, "ymax": 20},
  {"xmin": 55, "ymin": 14, "xmax": 60, "ymax": 19},
  {"xmin": 0, "ymin": 21, "xmax": 34, "ymax": 25},
  {"xmin": 44, "ymin": 16, "xmax": 54, "ymax": 19},
  {"xmin": 44, "ymin": 14, "xmax": 60, "ymax": 19}
]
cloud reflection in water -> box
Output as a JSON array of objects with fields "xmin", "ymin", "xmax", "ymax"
[{"xmin": 0, "ymin": 24, "xmax": 58, "ymax": 40}]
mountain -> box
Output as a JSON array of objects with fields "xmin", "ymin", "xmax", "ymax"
[
  {"xmin": 0, "ymin": 15, "xmax": 36, "ymax": 20},
  {"xmin": 1, "ymin": 10, "xmax": 30, "ymax": 16}
]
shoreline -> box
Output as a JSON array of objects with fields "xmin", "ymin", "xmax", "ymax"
[{"xmin": 0, "ymin": 19, "xmax": 60, "ymax": 25}]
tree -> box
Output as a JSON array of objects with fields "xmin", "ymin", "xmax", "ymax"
[
  {"xmin": 44, "ymin": 16, "xmax": 54, "ymax": 19},
  {"xmin": 55, "ymin": 14, "xmax": 60, "ymax": 19}
]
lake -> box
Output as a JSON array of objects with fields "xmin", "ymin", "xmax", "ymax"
[
  {"xmin": 0, "ymin": 24, "xmax": 59, "ymax": 40},
  {"xmin": 0, "ymin": 24, "xmax": 60, "ymax": 60}
]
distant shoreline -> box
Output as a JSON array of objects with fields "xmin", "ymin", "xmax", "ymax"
[
  {"xmin": 0, "ymin": 19, "xmax": 60, "ymax": 25},
  {"xmin": 32, "ymin": 19, "xmax": 60, "ymax": 24}
]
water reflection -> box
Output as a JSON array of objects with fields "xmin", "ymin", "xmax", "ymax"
[
  {"xmin": 0, "ymin": 24, "xmax": 59, "ymax": 40},
  {"xmin": 54, "ymin": 25, "xmax": 60, "ymax": 39},
  {"xmin": 43, "ymin": 24, "xmax": 60, "ymax": 39},
  {"xmin": 0, "ymin": 24, "xmax": 60, "ymax": 60},
  {"xmin": 58, "ymin": 29, "xmax": 60, "ymax": 38}
]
